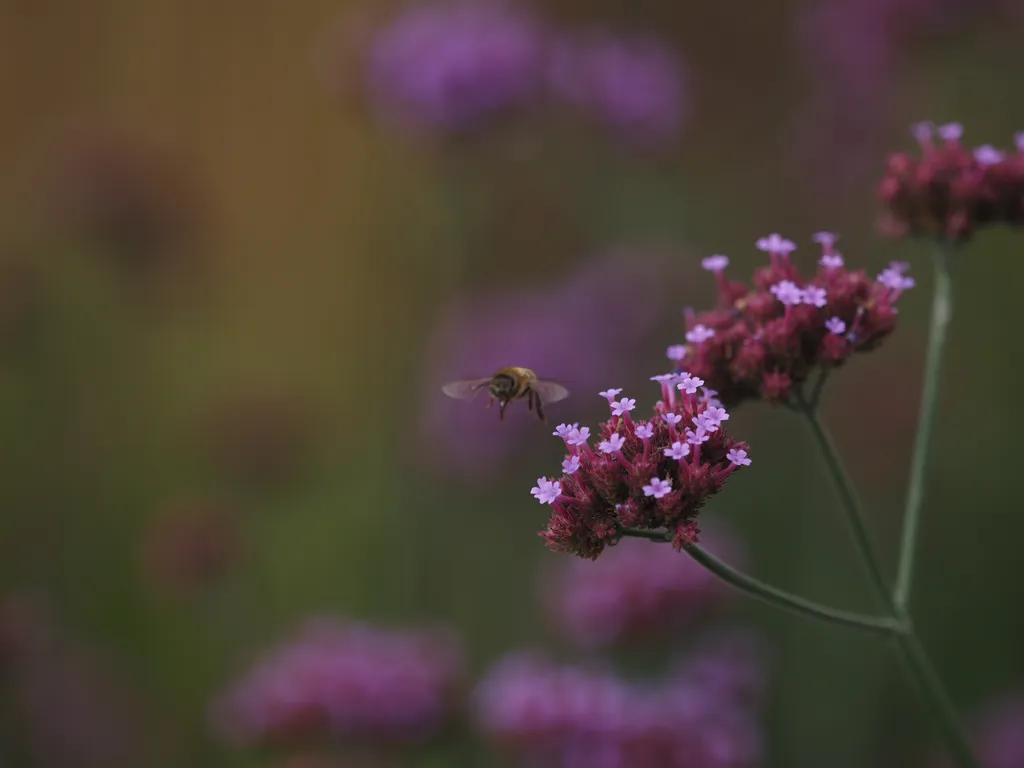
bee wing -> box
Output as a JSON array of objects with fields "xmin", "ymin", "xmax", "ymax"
[
  {"xmin": 441, "ymin": 378, "xmax": 491, "ymax": 401},
  {"xmin": 532, "ymin": 380, "xmax": 570, "ymax": 404}
]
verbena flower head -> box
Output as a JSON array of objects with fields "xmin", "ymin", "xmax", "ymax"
[
  {"xmin": 210, "ymin": 618, "xmax": 463, "ymax": 750},
  {"xmin": 364, "ymin": 2, "xmax": 547, "ymax": 134},
  {"xmin": 547, "ymin": 30, "xmax": 687, "ymax": 145},
  {"xmin": 878, "ymin": 121, "xmax": 1024, "ymax": 242},
  {"xmin": 959, "ymin": 693, "xmax": 1024, "ymax": 768},
  {"xmin": 474, "ymin": 644, "xmax": 764, "ymax": 767},
  {"xmin": 534, "ymin": 379, "xmax": 751, "ymax": 558},
  {"xmin": 672, "ymin": 234, "xmax": 910, "ymax": 408},
  {"xmin": 544, "ymin": 529, "xmax": 743, "ymax": 649}
]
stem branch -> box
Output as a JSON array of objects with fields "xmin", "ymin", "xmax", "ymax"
[
  {"xmin": 894, "ymin": 245, "xmax": 955, "ymax": 610},
  {"xmin": 618, "ymin": 528, "xmax": 899, "ymax": 636}
]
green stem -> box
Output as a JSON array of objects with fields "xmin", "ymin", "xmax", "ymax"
[
  {"xmin": 894, "ymin": 245, "xmax": 954, "ymax": 611},
  {"xmin": 796, "ymin": 392, "xmax": 892, "ymax": 611},
  {"xmin": 796, "ymin": 384, "xmax": 976, "ymax": 767},
  {"xmin": 618, "ymin": 529, "xmax": 899, "ymax": 636}
]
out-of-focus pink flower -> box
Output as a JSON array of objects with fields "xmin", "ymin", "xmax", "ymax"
[
  {"xmin": 543, "ymin": 527, "xmax": 743, "ymax": 649},
  {"xmin": 210, "ymin": 617, "xmax": 464, "ymax": 751},
  {"xmin": 421, "ymin": 248, "xmax": 694, "ymax": 482}
]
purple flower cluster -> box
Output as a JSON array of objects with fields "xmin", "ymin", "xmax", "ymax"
[
  {"xmin": 357, "ymin": 2, "xmax": 686, "ymax": 143},
  {"xmin": 421, "ymin": 248, "xmax": 690, "ymax": 481},
  {"xmin": 544, "ymin": 529, "xmax": 743, "ymax": 649},
  {"xmin": 211, "ymin": 618, "xmax": 463, "ymax": 750},
  {"xmin": 474, "ymin": 637, "xmax": 764, "ymax": 767},
  {"xmin": 965, "ymin": 693, "xmax": 1024, "ymax": 768},
  {"xmin": 365, "ymin": 2, "xmax": 547, "ymax": 134},
  {"xmin": 674, "ymin": 236, "xmax": 912, "ymax": 407},
  {"xmin": 532, "ymin": 378, "xmax": 751, "ymax": 559}
]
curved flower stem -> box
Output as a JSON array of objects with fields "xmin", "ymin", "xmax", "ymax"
[
  {"xmin": 795, "ymin": 391, "xmax": 977, "ymax": 767},
  {"xmin": 894, "ymin": 244, "xmax": 955, "ymax": 611},
  {"xmin": 796, "ymin": 391, "xmax": 892, "ymax": 609},
  {"xmin": 619, "ymin": 528, "xmax": 899, "ymax": 636}
]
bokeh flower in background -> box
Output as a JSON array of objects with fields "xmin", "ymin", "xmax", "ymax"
[
  {"xmin": 362, "ymin": 1, "xmax": 548, "ymax": 135},
  {"xmin": 210, "ymin": 617, "xmax": 464, "ymax": 752},
  {"xmin": 968, "ymin": 693, "xmax": 1024, "ymax": 768},
  {"xmin": 202, "ymin": 392, "xmax": 316, "ymax": 492},
  {"xmin": 421, "ymin": 247, "xmax": 695, "ymax": 482},
  {"xmin": 547, "ymin": 31, "xmax": 687, "ymax": 146},
  {"xmin": 474, "ymin": 641, "xmax": 765, "ymax": 767},
  {"xmin": 677, "ymin": 236, "xmax": 909, "ymax": 408},
  {"xmin": 878, "ymin": 122, "xmax": 1024, "ymax": 242},
  {"xmin": 39, "ymin": 128, "xmax": 204, "ymax": 276},
  {"xmin": 142, "ymin": 497, "xmax": 241, "ymax": 601},
  {"xmin": 543, "ymin": 527, "xmax": 743, "ymax": 650}
]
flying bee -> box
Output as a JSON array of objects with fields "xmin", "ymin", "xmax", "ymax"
[{"xmin": 441, "ymin": 367, "xmax": 569, "ymax": 424}]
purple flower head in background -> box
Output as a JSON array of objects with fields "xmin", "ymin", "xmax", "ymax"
[
  {"xmin": 543, "ymin": 526, "xmax": 744, "ymax": 649},
  {"xmin": 547, "ymin": 31, "xmax": 688, "ymax": 146},
  {"xmin": 964, "ymin": 693, "xmax": 1024, "ymax": 768},
  {"xmin": 364, "ymin": 1, "xmax": 547, "ymax": 134},
  {"xmin": 210, "ymin": 617, "xmax": 463, "ymax": 750},
  {"xmin": 474, "ymin": 641, "xmax": 765, "ymax": 767},
  {"xmin": 421, "ymin": 247, "xmax": 695, "ymax": 482}
]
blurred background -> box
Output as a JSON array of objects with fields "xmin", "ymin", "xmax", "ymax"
[{"xmin": 1, "ymin": 0, "xmax": 1023, "ymax": 766}]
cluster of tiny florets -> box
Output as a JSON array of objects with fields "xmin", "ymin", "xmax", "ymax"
[
  {"xmin": 879, "ymin": 121, "xmax": 1024, "ymax": 243},
  {"xmin": 667, "ymin": 235, "xmax": 913, "ymax": 408},
  {"xmin": 531, "ymin": 383, "xmax": 751, "ymax": 558},
  {"xmin": 210, "ymin": 618, "xmax": 463, "ymax": 750}
]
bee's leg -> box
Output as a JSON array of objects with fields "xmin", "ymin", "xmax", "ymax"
[
  {"xmin": 535, "ymin": 395, "xmax": 547, "ymax": 424},
  {"xmin": 526, "ymin": 390, "xmax": 534, "ymax": 412},
  {"xmin": 486, "ymin": 395, "xmax": 494, "ymax": 410},
  {"xmin": 499, "ymin": 400, "xmax": 508, "ymax": 421}
]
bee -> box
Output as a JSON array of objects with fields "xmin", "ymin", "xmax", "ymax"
[{"xmin": 441, "ymin": 367, "xmax": 569, "ymax": 424}]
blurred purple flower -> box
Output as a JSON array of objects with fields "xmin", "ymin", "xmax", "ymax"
[
  {"xmin": 364, "ymin": 1, "xmax": 548, "ymax": 134},
  {"xmin": 966, "ymin": 693, "xmax": 1024, "ymax": 768},
  {"xmin": 211, "ymin": 617, "xmax": 464, "ymax": 750},
  {"xmin": 548, "ymin": 31, "xmax": 687, "ymax": 146},
  {"xmin": 474, "ymin": 640, "xmax": 765, "ymax": 767},
  {"xmin": 421, "ymin": 247, "xmax": 694, "ymax": 481},
  {"xmin": 543, "ymin": 527, "xmax": 744, "ymax": 649}
]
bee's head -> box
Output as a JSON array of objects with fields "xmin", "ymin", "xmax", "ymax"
[{"xmin": 489, "ymin": 373, "xmax": 517, "ymax": 400}]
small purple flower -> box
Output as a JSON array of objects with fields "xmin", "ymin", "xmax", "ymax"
[
  {"xmin": 650, "ymin": 373, "xmax": 678, "ymax": 383},
  {"xmin": 686, "ymin": 427, "xmax": 709, "ymax": 446},
  {"xmin": 685, "ymin": 324, "xmax": 715, "ymax": 344},
  {"xmin": 598, "ymin": 434, "xmax": 626, "ymax": 454},
  {"xmin": 553, "ymin": 423, "xmax": 577, "ymax": 439},
  {"xmin": 889, "ymin": 260, "xmax": 911, "ymax": 274},
  {"xmin": 801, "ymin": 286, "xmax": 828, "ymax": 308},
  {"xmin": 701, "ymin": 255, "xmax": 730, "ymax": 272},
  {"xmin": 755, "ymin": 233, "xmax": 796, "ymax": 255},
  {"xmin": 566, "ymin": 427, "xmax": 591, "ymax": 447},
  {"xmin": 974, "ymin": 144, "xmax": 1005, "ymax": 166},
  {"xmin": 635, "ymin": 423, "xmax": 655, "ymax": 440},
  {"xmin": 877, "ymin": 267, "xmax": 914, "ymax": 292},
  {"xmin": 769, "ymin": 280, "xmax": 803, "ymax": 306},
  {"xmin": 562, "ymin": 455, "xmax": 581, "ymax": 475},
  {"xmin": 911, "ymin": 121, "xmax": 935, "ymax": 144},
  {"xmin": 599, "ymin": 388, "xmax": 623, "ymax": 401},
  {"xmin": 727, "ymin": 448, "xmax": 751, "ymax": 467},
  {"xmin": 666, "ymin": 345, "xmax": 688, "ymax": 361},
  {"xmin": 820, "ymin": 253, "xmax": 844, "ymax": 269},
  {"xmin": 703, "ymin": 405, "xmax": 730, "ymax": 426},
  {"xmin": 1016, "ymin": 132, "xmax": 1024, "ymax": 152},
  {"xmin": 610, "ymin": 398, "xmax": 636, "ymax": 417},
  {"xmin": 677, "ymin": 375, "xmax": 705, "ymax": 395},
  {"xmin": 811, "ymin": 232, "xmax": 838, "ymax": 246},
  {"xmin": 662, "ymin": 412, "xmax": 682, "ymax": 427},
  {"xmin": 642, "ymin": 477, "xmax": 672, "ymax": 499},
  {"xmin": 664, "ymin": 440, "xmax": 690, "ymax": 460},
  {"xmin": 825, "ymin": 317, "xmax": 846, "ymax": 335},
  {"xmin": 937, "ymin": 122, "xmax": 963, "ymax": 142},
  {"xmin": 531, "ymin": 478, "xmax": 563, "ymax": 504}
]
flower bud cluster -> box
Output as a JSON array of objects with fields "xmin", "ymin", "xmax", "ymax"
[
  {"xmin": 532, "ymin": 383, "xmax": 751, "ymax": 559},
  {"xmin": 671, "ymin": 239, "xmax": 912, "ymax": 408},
  {"xmin": 210, "ymin": 618, "xmax": 463, "ymax": 750},
  {"xmin": 879, "ymin": 121, "xmax": 1024, "ymax": 242}
]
